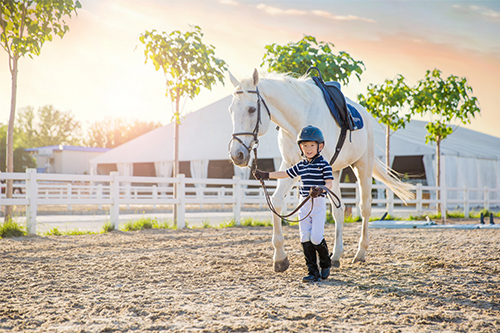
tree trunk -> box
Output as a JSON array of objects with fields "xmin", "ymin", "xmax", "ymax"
[
  {"xmin": 385, "ymin": 124, "xmax": 391, "ymax": 212},
  {"xmin": 436, "ymin": 137, "xmax": 441, "ymax": 216},
  {"xmin": 4, "ymin": 55, "xmax": 18, "ymax": 222},
  {"xmin": 385, "ymin": 124, "xmax": 390, "ymax": 170},
  {"xmin": 173, "ymin": 93, "xmax": 180, "ymax": 226}
]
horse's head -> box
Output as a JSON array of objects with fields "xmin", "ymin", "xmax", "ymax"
[{"xmin": 228, "ymin": 69, "xmax": 272, "ymax": 167}]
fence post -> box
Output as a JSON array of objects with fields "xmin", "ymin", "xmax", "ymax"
[
  {"xmin": 387, "ymin": 189, "xmax": 394, "ymax": 216},
  {"xmin": 441, "ymin": 181, "xmax": 447, "ymax": 223},
  {"xmin": 25, "ymin": 169, "xmax": 38, "ymax": 235},
  {"xmin": 67, "ymin": 183, "xmax": 72, "ymax": 211},
  {"xmin": 110, "ymin": 172, "xmax": 120, "ymax": 230},
  {"xmin": 152, "ymin": 185, "xmax": 157, "ymax": 209},
  {"xmin": 175, "ymin": 174, "xmax": 186, "ymax": 229},
  {"xmin": 98, "ymin": 184, "xmax": 103, "ymax": 210},
  {"xmin": 233, "ymin": 176, "xmax": 241, "ymax": 225},
  {"xmin": 484, "ymin": 186, "xmax": 489, "ymax": 211},
  {"xmin": 464, "ymin": 186, "xmax": 469, "ymax": 218},
  {"xmin": 416, "ymin": 183, "xmax": 422, "ymax": 216},
  {"xmin": 221, "ymin": 186, "xmax": 226, "ymax": 210},
  {"xmin": 126, "ymin": 183, "xmax": 131, "ymax": 210}
]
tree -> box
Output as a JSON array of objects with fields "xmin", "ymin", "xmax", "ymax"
[
  {"xmin": 0, "ymin": 0, "xmax": 81, "ymax": 221},
  {"xmin": 85, "ymin": 118, "xmax": 162, "ymax": 148},
  {"xmin": 139, "ymin": 25, "xmax": 227, "ymax": 225},
  {"xmin": 358, "ymin": 74, "xmax": 412, "ymax": 170},
  {"xmin": 17, "ymin": 105, "xmax": 82, "ymax": 147},
  {"xmin": 411, "ymin": 69, "xmax": 480, "ymax": 214},
  {"xmin": 262, "ymin": 35, "xmax": 364, "ymax": 84}
]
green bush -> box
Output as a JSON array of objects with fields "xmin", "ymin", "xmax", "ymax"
[{"xmin": 0, "ymin": 219, "xmax": 26, "ymax": 238}]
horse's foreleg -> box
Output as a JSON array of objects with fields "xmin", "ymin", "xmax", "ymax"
[
  {"xmin": 352, "ymin": 163, "xmax": 374, "ymax": 263},
  {"xmin": 271, "ymin": 177, "xmax": 295, "ymax": 272},
  {"xmin": 330, "ymin": 171, "xmax": 344, "ymax": 267}
]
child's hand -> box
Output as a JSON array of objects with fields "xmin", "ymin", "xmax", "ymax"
[
  {"xmin": 309, "ymin": 186, "xmax": 323, "ymax": 198},
  {"xmin": 253, "ymin": 169, "xmax": 269, "ymax": 181}
]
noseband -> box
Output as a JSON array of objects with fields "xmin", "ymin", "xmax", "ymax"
[{"xmin": 229, "ymin": 86, "xmax": 271, "ymax": 168}]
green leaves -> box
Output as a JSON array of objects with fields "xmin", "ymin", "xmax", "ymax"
[
  {"xmin": 411, "ymin": 68, "xmax": 480, "ymax": 142},
  {"xmin": 0, "ymin": 0, "xmax": 80, "ymax": 62},
  {"xmin": 139, "ymin": 26, "xmax": 227, "ymax": 108},
  {"xmin": 358, "ymin": 74, "xmax": 412, "ymax": 132},
  {"xmin": 261, "ymin": 35, "xmax": 365, "ymax": 84}
]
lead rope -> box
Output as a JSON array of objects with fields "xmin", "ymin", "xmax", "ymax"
[{"xmin": 251, "ymin": 147, "xmax": 315, "ymax": 223}]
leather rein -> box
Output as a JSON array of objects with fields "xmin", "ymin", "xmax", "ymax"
[{"xmin": 229, "ymin": 87, "xmax": 341, "ymax": 223}]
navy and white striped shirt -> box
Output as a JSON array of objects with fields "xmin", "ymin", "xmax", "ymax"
[{"xmin": 286, "ymin": 155, "xmax": 334, "ymax": 197}]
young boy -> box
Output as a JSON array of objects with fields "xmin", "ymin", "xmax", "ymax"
[{"xmin": 254, "ymin": 125, "xmax": 334, "ymax": 282}]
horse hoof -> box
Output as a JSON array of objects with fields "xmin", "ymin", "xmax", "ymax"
[
  {"xmin": 332, "ymin": 260, "xmax": 340, "ymax": 268},
  {"xmin": 352, "ymin": 257, "xmax": 366, "ymax": 264},
  {"xmin": 274, "ymin": 257, "xmax": 290, "ymax": 272}
]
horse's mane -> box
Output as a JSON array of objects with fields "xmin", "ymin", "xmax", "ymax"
[{"xmin": 237, "ymin": 72, "xmax": 319, "ymax": 103}]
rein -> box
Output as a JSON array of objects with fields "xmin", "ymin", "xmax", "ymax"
[{"xmin": 229, "ymin": 86, "xmax": 342, "ymax": 223}]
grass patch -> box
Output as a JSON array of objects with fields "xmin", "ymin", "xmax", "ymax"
[
  {"xmin": 65, "ymin": 229, "xmax": 97, "ymax": 236},
  {"xmin": 153, "ymin": 219, "xmax": 173, "ymax": 229},
  {"xmin": 218, "ymin": 219, "xmax": 236, "ymax": 228},
  {"xmin": 45, "ymin": 227, "xmax": 63, "ymax": 236},
  {"xmin": 446, "ymin": 211, "xmax": 465, "ymax": 218},
  {"xmin": 344, "ymin": 215, "xmax": 362, "ymax": 223},
  {"xmin": 241, "ymin": 217, "xmax": 272, "ymax": 227},
  {"xmin": 0, "ymin": 219, "xmax": 26, "ymax": 238},
  {"xmin": 470, "ymin": 209, "xmax": 492, "ymax": 218},
  {"xmin": 102, "ymin": 221, "xmax": 115, "ymax": 233},
  {"xmin": 121, "ymin": 217, "xmax": 155, "ymax": 231}
]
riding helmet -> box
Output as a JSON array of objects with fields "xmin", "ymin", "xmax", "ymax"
[{"xmin": 297, "ymin": 125, "xmax": 325, "ymax": 146}]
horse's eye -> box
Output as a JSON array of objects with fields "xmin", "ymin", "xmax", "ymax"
[{"xmin": 248, "ymin": 106, "xmax": 256, "ymax": 114}]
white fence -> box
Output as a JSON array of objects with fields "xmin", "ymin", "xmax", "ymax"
[{"xmin": 1, "ymin": 169, "xmax": 500, "ymax": 235}]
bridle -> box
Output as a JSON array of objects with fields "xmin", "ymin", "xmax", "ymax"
[
  {"xmin": 228, "ymin": 85, "xmax": 341, "ymax": 223},
  {"xmin": 228, "ymin": 86, "xmax": 271, "ymax": 170}
]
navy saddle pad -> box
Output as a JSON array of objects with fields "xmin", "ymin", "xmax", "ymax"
[{"xmin": 312, "ymin": 77, "xmax": 364, "ymax": 131}]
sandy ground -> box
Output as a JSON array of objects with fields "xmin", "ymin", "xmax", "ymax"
[{"xmin": 1, "ymin": 222, "xmax": 499, "ymax": 332}]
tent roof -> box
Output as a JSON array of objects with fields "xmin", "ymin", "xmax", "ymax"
[{"xmin": 92, "ymin": 96, "xmax": 500, "ymax": 165}]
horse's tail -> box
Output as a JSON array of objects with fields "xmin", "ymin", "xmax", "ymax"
[{"xmin": 372, "ymin": 157, "xmax": 415, "ymax": 203}]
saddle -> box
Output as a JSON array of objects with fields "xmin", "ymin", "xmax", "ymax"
[
  {"xmin": 307, "ymin": 67, "xmax": 364, "ymax": 165},
  {"xmin": 310, "ymin": 76, "xmax": 364, "ymax": 131}
]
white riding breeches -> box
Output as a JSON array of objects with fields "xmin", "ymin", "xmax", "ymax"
[{"xmin": 298, "ymin": 196, "xmax": 326, "ymax": 245}]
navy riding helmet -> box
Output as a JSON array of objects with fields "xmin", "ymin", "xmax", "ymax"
[
  {"xmin": 297, "ymin": 125, "xmax": 324, "ymax": 145},
  {"xmin": 297, "ymin": 125, "xmax": 325, "ymax": 155}
]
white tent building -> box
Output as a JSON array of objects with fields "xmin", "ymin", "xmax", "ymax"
[{"xmin": 91, "ymin": 96, "xmax": 500, "ymax": 200}]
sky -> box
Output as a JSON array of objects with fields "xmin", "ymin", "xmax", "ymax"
[{"xmin": 1, "ymin": 0, "xmax": 500, "ymax": 139}]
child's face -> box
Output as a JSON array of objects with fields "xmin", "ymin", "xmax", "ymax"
[{"xmin": 300, "ymin": 141, "xmax": 323, "ymax": 159}]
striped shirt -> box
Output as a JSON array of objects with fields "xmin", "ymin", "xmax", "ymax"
[{"xmin": 286, "ymin": 155, "xmax": 334, "ymax": 197}]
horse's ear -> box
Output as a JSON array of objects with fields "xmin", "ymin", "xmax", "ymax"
[
  {"xmin": 252, "ymin": 68, "xmax": 259, "ymax": 86},
  {"xmin": 229, "ymin": 71, "xmax": 240, "ymax": 88}
]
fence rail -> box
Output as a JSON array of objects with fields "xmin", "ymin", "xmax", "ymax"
[{"xmin": 1, "ymin": 169, "xmax": 500, "ymax": 235}]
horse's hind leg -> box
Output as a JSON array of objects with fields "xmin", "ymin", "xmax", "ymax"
[
  {"xmin": 352, "ymin": 159, "xmax": 374, "ymax": 263},
  {"xmin": 330, "ymin": 170, "xmax": 344, "ymax": 267}
]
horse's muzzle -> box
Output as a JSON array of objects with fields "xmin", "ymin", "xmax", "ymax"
[{"xmin": 229, "ymin": 144, "xmax": 250, "ymax": 167}]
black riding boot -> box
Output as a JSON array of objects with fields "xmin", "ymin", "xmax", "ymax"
[
  {"xmin": 313, "ymin": 239, "xmax": 332, "ymax": 280},
  {"xmin": 301, "ymin": 241, "xmax": 320, "ymax": 283}
]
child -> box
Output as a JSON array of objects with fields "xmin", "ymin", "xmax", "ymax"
[{"xmin": 254, "ymin": 125, "xmax": 334, "ymax": 282}]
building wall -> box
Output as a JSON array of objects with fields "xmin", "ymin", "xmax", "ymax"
[{"xmin": 53, "ymin": 151, "xmax": 107, "ymax": 174}]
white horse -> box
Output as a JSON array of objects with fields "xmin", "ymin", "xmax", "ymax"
[{"xmin": 228, "ymin": 69, "xmax": 414, "ymax": 272}]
